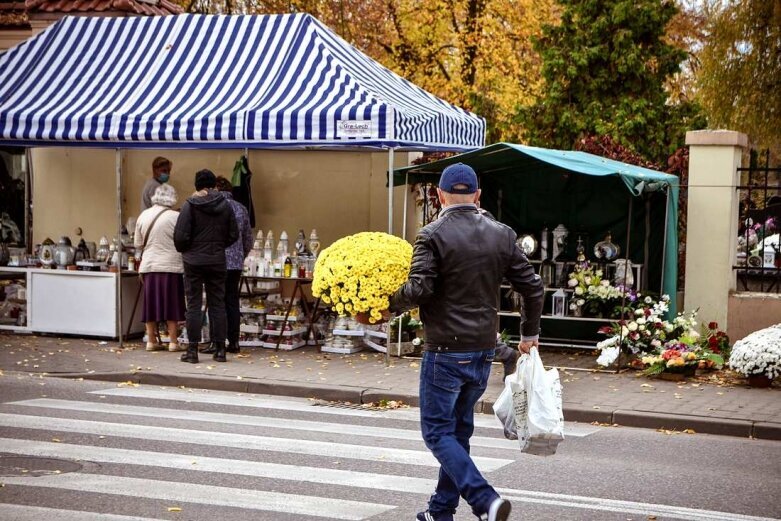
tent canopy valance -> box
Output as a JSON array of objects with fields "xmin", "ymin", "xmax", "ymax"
[
  {"xmin": 393, "ymin": 143, "xmax": 680, "ymax": 313},
  {"xmin": 0, "ymin": 13, "xmax": 485, "ymax": 150}
]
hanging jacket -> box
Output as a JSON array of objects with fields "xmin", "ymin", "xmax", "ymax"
[{"xmin": 232, "ymin": 155, "xmax": 256, "ymax": 228}]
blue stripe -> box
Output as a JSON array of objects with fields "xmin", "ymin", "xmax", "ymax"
[{"xmin": 0, "ymin": 13, "xmax": 484, "ymax": 149}]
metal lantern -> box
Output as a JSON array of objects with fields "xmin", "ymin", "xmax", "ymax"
[{"xmin": 551, "ymin": 288, "xmax": 567, "ymax": 317}]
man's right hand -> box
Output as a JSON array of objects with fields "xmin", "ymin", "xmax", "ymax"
[{"xmin": 518, "ymin": 339, "xmax": 539, "ymax": 354}]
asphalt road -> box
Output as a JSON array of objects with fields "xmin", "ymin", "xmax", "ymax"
[{"xmin": 0, "ymin": 373, "xmax": 779, "ymax": 521}]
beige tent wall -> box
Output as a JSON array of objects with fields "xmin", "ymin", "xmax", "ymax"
[{"xmin": 31, "ymin": 147, "xmax": 416, "ymax": 249}]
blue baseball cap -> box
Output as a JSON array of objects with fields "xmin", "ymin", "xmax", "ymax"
[{"xmin": 439, "ymin": 162, "xmax": 478, "ymax": 194}]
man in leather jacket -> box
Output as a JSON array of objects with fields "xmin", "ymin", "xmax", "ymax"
[
  {"xmin": 174, "ymin": 169, "xmax": 239, "ymax": 364},
  {"xmin": 389, "ymin": 162, "xmax": 544, "ymax": 521}
]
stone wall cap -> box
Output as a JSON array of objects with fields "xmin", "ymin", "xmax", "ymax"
[{"xmin": 686, "ymin": 130, "xmax": 748, "ymax": 147}]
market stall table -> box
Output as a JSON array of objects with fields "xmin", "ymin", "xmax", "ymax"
[{"xmin": 0, "ymin": 267, "xmax": 143, "ymax": 337}]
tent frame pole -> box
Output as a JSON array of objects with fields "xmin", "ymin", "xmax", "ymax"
[
  {"xmin": 387, "ymin": 148, "xmax": 395, "ymax": 235},
  {"xmin": 660, "ymin": 186, "xmax": 670, "ymax": 298},
  {"xmin": 615, "ymin": 196, "xmax": 633, "ymax": 374},
  {"xmin": 115, "ymin": 149, "xmax": 124, "ymax": 348},
  {"xmin": 402, "ymin": 173, "xmax": 409, "ymax": 241}
]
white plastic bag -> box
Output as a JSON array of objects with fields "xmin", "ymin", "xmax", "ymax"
[{"xmin": 493, "ymin": 347, "xmax": 564, "ymax": 456}]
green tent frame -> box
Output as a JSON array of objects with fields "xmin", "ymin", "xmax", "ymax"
[{"xmin": 393, "ymin": 142, "xmax": 679, "ymax": 316}]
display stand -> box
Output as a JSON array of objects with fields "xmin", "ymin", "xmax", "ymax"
[{"xmin": 239, "ymin": 276, "xmax": 320, "ymax": 350}]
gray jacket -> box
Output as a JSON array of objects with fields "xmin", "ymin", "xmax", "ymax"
[{"xmin": 390, "ymin": 205, "xmax": 544, "ymax": 352}]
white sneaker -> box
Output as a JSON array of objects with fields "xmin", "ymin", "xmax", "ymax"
[
  {"xmin": 168, "ymin": 343, "xmax": 184, "ymax": 352},
  {"xmin": 145, "ymin": 342, "xmax": 165, "ymax": 351},
  {"xmin": 480, "ymin": 498, "xmax": 511, "ymax": 521}
]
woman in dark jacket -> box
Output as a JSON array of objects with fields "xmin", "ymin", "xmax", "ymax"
[{"xmin": 174, "ymin": 169, "xmax": 239, "ymax": 364}]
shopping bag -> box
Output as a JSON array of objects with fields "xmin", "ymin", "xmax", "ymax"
[
  {"xmin": 493, "ymin": 347, "xmax": 564, "ymax": 456},
  {"xmin": 493, "ymin": 358, "xmax": 522, "ymax": 440}
]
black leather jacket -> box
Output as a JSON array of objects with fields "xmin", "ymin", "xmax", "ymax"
[{"xmin": 389, "ymin": 205, "xmax": 544, "ymax": 352}]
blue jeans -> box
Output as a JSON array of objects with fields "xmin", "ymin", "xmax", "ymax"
[{"xmin": 420, "ymin": 349, "xmax": 497, "ymax": 517}]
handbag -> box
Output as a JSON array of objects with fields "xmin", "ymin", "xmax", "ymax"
[{"xmin": 137, "ymin": 208, "xmax": 171, "ymax": 283}]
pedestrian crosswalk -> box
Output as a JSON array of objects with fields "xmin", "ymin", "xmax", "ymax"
[{"xmin": 0, "ymin": 385, "xmax": 777, "ymax": 521}]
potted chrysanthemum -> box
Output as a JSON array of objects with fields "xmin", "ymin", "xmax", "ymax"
[{"xmin": 728, "ymin": 324, "xmax": 781, "ymax": 387}]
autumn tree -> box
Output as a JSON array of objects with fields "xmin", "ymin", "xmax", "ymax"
[
  {"xmin": 518, "ymin": 0, "xmax": 703, "ymax": 163},
  {"xmin": 695, "ymin": 0, "xmax": 781, "ymax": 154},
  {"xmin": 173, "ymin": 0, "xmax": 556, "ymax": 143}
]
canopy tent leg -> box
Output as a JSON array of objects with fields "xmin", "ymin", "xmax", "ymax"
[
  {"xmin": 615, "ymin": 196, "xmax": 634, "ymax": 373},
  {"xmin": 387, "ymin": 147, "xmax": 395, "ymax": 235},
  {"xmin": 643, "ymin": 196, "xmax": 651, "ymax": 291},
  {"xmin": 660, "ymin": 187, "xmax": 670, "ymax": 296},
  {"xmin": 402, "ymin": 173, "xmax": 409, "ymax": 241},
  {"xmin": 116, "ymin": 149, "xmax": 124, "ymax": 348}
]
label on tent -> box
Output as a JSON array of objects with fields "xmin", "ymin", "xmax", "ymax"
[{"xmin": 336, "ymin": 120, "xmax": 373, "ymax": 138}]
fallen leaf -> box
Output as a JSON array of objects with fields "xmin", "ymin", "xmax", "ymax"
[
  {"xmin": 640, "ymin": 383, "xmax": 654, "ymax": 388},
  {"xmin": 52, "ymin": 438, "xmax": 61, "ymax": 443},
  {"xmin": 167, "ymin": 507, "xmax": 182, "ymax": 512},
  {"xmin": 592, "ymin": 406, "xmax": 600, "ymax": 410},
  {"xmin": 683, "ymin": 429, "xmax": 696, "ymax": 434}
]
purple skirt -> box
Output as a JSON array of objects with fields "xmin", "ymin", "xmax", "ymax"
[{"xmin": 142, "ymin": 272, "xmax": 186, "ymax": 323}]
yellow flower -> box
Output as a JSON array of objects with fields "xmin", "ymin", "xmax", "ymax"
[{"xmin": 312, "ymin": 232, "xmax": 413, "ymax": 323}]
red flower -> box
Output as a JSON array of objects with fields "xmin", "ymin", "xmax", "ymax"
[
  {"xmin": 708, "ymin": 336, "xmax": 719, "ymax": 348},
  {"xmin": 644, "ymin": 308, "xmax": 652, "ymax": 317},
  {"xmin": 598, "ymin": 326, "xmax": 613, "ymax": 334},
  {"xmin": 708, "ymin": 321, "xmax": 718, "ymax": 330}
]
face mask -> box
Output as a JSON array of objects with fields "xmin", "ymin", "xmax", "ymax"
[{"xmin": 158, "ymin": 173, "xmax": 170, "ymax": 183}]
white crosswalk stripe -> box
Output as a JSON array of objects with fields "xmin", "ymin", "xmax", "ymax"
[
  {"xmin": 0, "ymin": 504, "xmax": 165, "ymax": 521},
  {"xmin": 0, "ymin": 412, "xmax": 511, "ymax": 470},
  {"xmin": 1, "ymin": 386, "xmax": 774, "ymax": 521}
]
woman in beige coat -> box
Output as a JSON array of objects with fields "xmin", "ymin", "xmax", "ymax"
[{"xmin": 134, "ymin": 184, "xmax": 185, "ymax": 351}]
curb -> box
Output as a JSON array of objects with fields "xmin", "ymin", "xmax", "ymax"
[{"xmin": 50, "ymin": 371, "xmax": 781, "ymax": 441}]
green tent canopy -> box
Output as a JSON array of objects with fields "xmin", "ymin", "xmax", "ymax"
[{"xmin": 393, "ymin": 142, "xmax": 679, "ymax": 315}]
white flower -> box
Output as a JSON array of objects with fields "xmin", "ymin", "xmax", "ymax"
[
  {"xmin": 569, "ymin": 303, "xmax": 577, "ymax": 310},
  {"xmin": 597, "ymin": 342, "xmax": 619, "ymax": 367},
  {"xmin": 621, "ymin": 326, "xmax": 629, "ymax": 337},
  {"xmin": 651, "ymin": 339, "xmax": 662, "ymax": 347},
  {"xmin": 595, "ymin": 270, "xmax": 603, "ymax": 277},
  {"xmin": 584, "ymin": 277, "xmax": 592, "ymax": 285},
  {"xmin": 729, "ymin": 324, "xmax": 781, "ymax": 378},
  {"xmin": 639, "ymin": 325, "xmax": 646, "ymax": 331},
  {"xmin": 636, "ymin": 317, "xmax": 646, "ymax": 325},
  {"xmin": 635, "ymin": 309, "xmax": 645, "ymax": 316},
  {"xmin": 600, "ymin": 280, "xmax": 609, "ymax": 287},
  {"xmin": 576, "ymin": 299, "xmax": 585, "ymax": 306},
  {"xmin": 644, "ymin": 296, "xmax": 653, "ymax": 304},
  {"xmin": 574, "ymin": 287, "xmax": 584, "ymax": 296},
  {"xmin": 664, "ymin": 323, "xmax": 674, "ymax": 333},
  {"xmin": 628, "ymin": 322, "xmax": 638, "ymax": 332},
  {"xmin": 568, "ymin": 278, "xmax": 578, "ymax": 288},
  {"xmin": 412, "ymin": 337, "xmax": 422, "ymax": 346}
]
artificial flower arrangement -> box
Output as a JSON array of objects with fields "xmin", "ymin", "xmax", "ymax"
[
  {"xmin": 728, "ymin": 323, "xmax": 781, "ymax": 380},
  {"xmin": 312, "ymin": 232, "xmax": 412, "ymax": 323},
  {"xmin": 640, "ymin": 338, "xmax": 724, "ymax": 377},
  {"xmin": 595, "ymin": 294, "xmax": 696, "ymax": 364},
  {"xmin": 566, "ymin": 263, "xmax": 625, "ymax": 318}
]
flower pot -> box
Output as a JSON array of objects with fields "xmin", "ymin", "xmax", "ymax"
[{"xmin": 747, "ymin": 374, "xmax": 773, "ymax": 388}]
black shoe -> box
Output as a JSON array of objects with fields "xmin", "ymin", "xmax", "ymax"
[
  {"xmin": 213, "ymin": 344, "xmax": 227, "ymax": 363},
  {"xmin": 199, "ymin": 342, "xmax": 217, "ymax": 354},
  {"xmin": 180, "ymin": 344, "xmax": 199, "ymax": 364},
  {"xmin": 226, "ymin": 341, "xmax": 240, "ymax": 354},
  {"xmin": 503, "ymin": 350, "xmax": 520, "ymax": 380}
]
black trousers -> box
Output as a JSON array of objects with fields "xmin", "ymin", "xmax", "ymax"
[
  {"xmin": 225, "ymin": 270, "xmax": 242, "ymax": 344},
  {"xmin": 183, "ymin": 263, "xmax": 227, "ymax": 344}
]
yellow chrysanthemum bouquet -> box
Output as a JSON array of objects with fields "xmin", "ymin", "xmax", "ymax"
[{"xmin": 312, "ymin": 232, "xmax": 412, "ymax": 323}]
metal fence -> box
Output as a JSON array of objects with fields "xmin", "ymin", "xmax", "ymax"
[{"xmin": 735, "ymin": 151, "xmax": 781, "ymax": 293}]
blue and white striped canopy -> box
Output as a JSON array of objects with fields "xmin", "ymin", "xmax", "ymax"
[{"xmin": 0, "ymin": 14, "xmax": 485, "ymax": 150}]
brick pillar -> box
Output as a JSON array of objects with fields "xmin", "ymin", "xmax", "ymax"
[{"xmin": 684, "ymin": 130, "xmax": 747, "ymax": 328}]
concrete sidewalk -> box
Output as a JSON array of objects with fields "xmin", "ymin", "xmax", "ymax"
[{"xmin": 1, "ymin": 333, "xmax": 779, "ymax": 440}]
